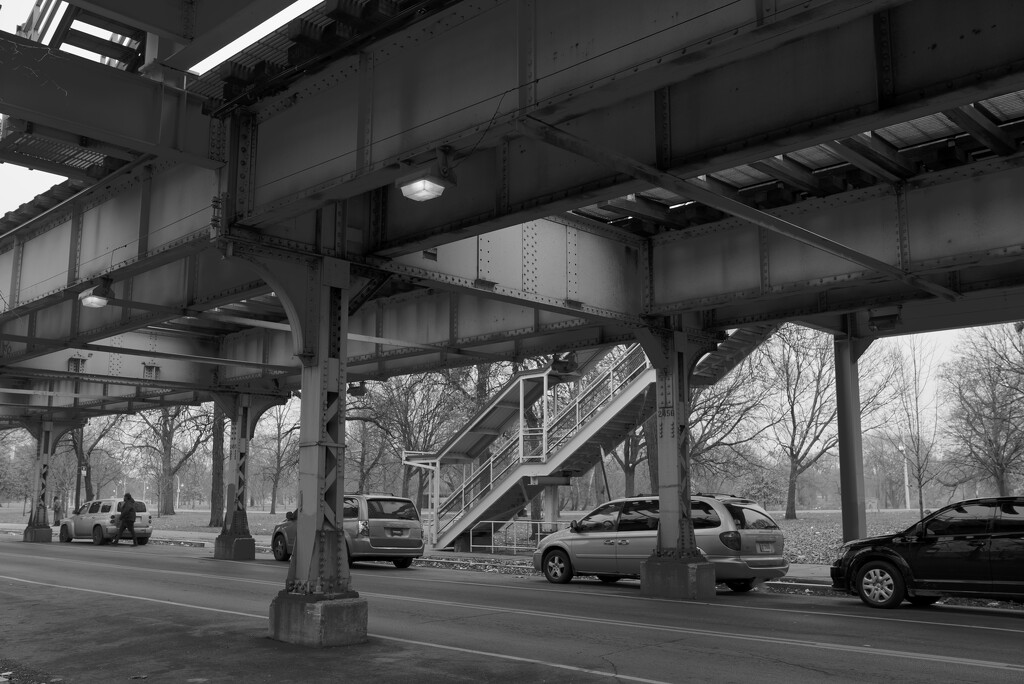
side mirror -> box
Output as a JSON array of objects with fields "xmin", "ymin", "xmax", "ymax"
[
  {"xmin": 285, "ymin": 510, "xmax": 296, "ymax": 521},
  {"xmin": 569, "ymin": 519, "xmax": 579, "ymax": 533}
]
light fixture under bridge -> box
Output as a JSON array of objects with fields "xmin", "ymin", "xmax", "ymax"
[{"xmin": 78, "ymin": 277, "xmax": 114, "ymax": 308}]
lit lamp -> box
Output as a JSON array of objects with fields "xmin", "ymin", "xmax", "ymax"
[
  {"xmin": 396, "ymin": 147, "xmax": 456, "ymax": 201},
  {"xmin": 78, "ymin": 278, "xmax": 114, "ymax": 308}
]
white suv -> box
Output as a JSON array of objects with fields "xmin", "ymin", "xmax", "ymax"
[
  {"xmin": 58, "ymin": 498, "xmax": 153, "ymax": 545},
  {"xmin": 533, "ymin": 493, "xmax": 788, "ymax": 591}
]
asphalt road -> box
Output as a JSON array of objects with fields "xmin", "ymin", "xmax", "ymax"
[{"xmin": 1, "ymin": 536, "xmax": 1023, "ymax": 683}]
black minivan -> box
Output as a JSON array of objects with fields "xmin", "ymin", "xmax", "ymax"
[{"xmin": 831, "ymin": 497, "xmax": 1024, "ymax": 608}]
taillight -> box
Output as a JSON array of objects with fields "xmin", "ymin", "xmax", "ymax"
[
  {"xmin": 110, "ymin": 516, "xmax": 117, "ymax": 524},
  {"xmin": 719, "ymin": 531, "xmax": 741, "ymax": 551},
  {"xmin": 357, "ymin": 520, "xmax": 369, "ymax": 537}
]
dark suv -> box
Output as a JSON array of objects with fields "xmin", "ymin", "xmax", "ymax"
[{"xmin": 831, "ymin": 497, "xmax": 1024, "ymax": 608}]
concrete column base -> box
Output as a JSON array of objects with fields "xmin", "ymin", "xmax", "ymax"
[
  {"xmin": 640, "ymin": 556, "xmax": 716, "ymax": 601},
  {"xmin": 22, "ymin": 525, "xmax": 52, "ymax": 543},
  {"xmin": 214, "ymin": 532, "xmax": 256, "ymax": 560},
  {"xmin": 268, "ymin": 590, "xmax": 368, "ymax": 647}
]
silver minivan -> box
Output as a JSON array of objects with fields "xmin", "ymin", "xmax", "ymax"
[
  {"xmin": 272, "ymin": 494, "xmax": 424, "ymax": 568},
  {"xmin": 533, "ymin": 494, "xmax": 789, "ymax": 591}
]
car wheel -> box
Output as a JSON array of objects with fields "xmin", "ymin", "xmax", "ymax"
[
  {"xmin": 856, "ymin": 560, "xmax": 905, "ymax": 609},
  {"xmin": 543, "ymin": 549, "xmax": 574, "ymax": 584},
  {"xmin": 595, "ymin": 575, "xmax": 620, "ymax": 583},
  {"xmin": 135, "ymin": 537, "xmax": 149, "ymax": 546},
  {"xmin": 92, "ymin": 526, "xmax": 107, "ymax": 545},
  {"xmin": 271, "ymin": 533, "xmax": 291, "ymax": 562},
  {"xmin": 908, "ymin": 595, "xmax": 940, "ymax": 607},
  {"xmin": 59, "ymin": 526, "xmax": 73, "ymax": 542},
  {"xmin": 393, "ymin": 558, "xmax": 413, "ymax": 569},
  {"xmin": 725, "ymin": 579, "xmax": 755, "ymax": 592}
]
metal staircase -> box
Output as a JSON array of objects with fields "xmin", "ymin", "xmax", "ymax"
[
  {"xmin": 433, "ymin": 344, "xmax": 654, "ymax": 550},
  {"xmin": 427, "ymin": 324, "xmax": 779, "ymax": 551}
]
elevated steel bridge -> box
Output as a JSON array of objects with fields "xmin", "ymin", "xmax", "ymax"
[{"xmin": 3, "ymin": 0, "xmax": 1024, "ymax": 643}]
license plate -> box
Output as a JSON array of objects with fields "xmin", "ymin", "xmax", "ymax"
[
  {"xmin": 390, "ymin": 529, "xmax": 404, "ymax": 537},
  {"xmin": 757, "ymin": 542, "xmax": 773, "ymax": 553}
]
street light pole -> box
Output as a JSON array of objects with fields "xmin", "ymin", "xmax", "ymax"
[{"xmin": 898, "ymin": 444, "xmax": 910, "ymax": 510}]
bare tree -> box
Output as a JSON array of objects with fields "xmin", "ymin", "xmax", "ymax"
[
  {"xmin": 69, "ymin": 416, "xmax": 126, "ymax": 506},
  {"xmin": 209, "ymin": 404, "xmax": 226, "ymax": 527},
  {"xmin": 940, "ymin": 325, "xmax": 1024, "ymax": 496},
  {"xmin": 124, "ymin": 406, "xmax": 214, "ymax": 515},
  {"xmin": 251, "ymin": 401, "xmax": 301, "ymax": 514},
  {"xmin": 882, "ymin": 337, "xmax": 944, "ymax": 517},
  {"xmin": 761, "ymin": 325, "xmax": 896, "ymax": 519}
]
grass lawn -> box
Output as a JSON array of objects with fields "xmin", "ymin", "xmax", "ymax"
[{"xmin": 1, "ymin": 502, "xmax": 921, "ymax": 564}]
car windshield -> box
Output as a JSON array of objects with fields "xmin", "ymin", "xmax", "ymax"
[
  {"xmin": 726, "ymin": 504, "xmax": 779, "ymax": 530},
  {"xmin": 367, "ymin": 499, "xmax": 419, "ymax": 521}
]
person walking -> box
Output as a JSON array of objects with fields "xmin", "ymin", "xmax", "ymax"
[
  {"xmin": 52, "ymin": 496, "xmax": 63, "ymax": 527},
  {"xmin": 113, "ymin": 492, "xmax": 139, "ymax": 546}
]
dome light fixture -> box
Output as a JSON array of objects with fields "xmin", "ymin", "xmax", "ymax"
[
  {"xmin": 396, "ymin": 147, "xmax": 456, "ymax": 201},
  {"xmin": 78, "ymin": 277, "xmax": 114, "ymax": 308}
]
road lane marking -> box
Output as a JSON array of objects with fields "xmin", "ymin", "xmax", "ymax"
[
  {"xmin": 0, "ymin": 574, "xmax": 672, "ymax": 684},
  {"xmin": 4, "ymin": 549, "xmax": 1023, "ymax": 639},
  {"xmin": 360, "ymin": 591, "xmax": 1024, "ymax": 673}
]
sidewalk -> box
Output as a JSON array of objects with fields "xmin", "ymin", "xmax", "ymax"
[{"xmin": 0, "ymin": 522, "xmax": 833, "ymax": 589}]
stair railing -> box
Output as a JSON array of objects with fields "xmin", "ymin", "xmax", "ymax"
[{"xmin": 435, "ymin": 345, "xmax": 650, "ymax": 542}]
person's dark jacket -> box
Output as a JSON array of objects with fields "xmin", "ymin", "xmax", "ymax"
[{"xmin": 121, "ymin": 498, "xmax": 137, "ymax": 523}]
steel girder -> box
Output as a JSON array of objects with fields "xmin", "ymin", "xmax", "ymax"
[
  {"xmin": 60, "ymin": 0, "xmax": 293, "ymax": 71},
  {"xmin": 0, "ymin": 32, "xmax": 218, "ymax": 168},
  {"xmin": 2, "ymin": 0, "xmax": 1024, "ymax": 425},
  {"xmin": 240, "ymin": 0, "xmax": 1024, "ymax": 253}
]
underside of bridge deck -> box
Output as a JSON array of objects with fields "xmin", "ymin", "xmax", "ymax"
[{"xmin": 2, "ymin": 0, "xmax": 1024, "ymax": 638}]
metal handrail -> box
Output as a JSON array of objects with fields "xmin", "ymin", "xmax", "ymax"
[{"xmin": 436, "ymin": 345, "xmax": 649, "ymax": 541}]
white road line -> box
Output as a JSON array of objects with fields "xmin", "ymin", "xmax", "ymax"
[
  {"xmin": 360, "ymin": 592, "xmax": 1024, "ymax": 673},
  {"xmin": 4, "ymin": 547, "xmax": 1023, "ymax": 638},
  {"xmin": 0, "ymin": 574, "xmax": 672, "ymax": 684}
]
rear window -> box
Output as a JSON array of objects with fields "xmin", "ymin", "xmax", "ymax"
[
  {"xmin": 726, "ymin": 505, "xmax": 779, "ymax": 530},
  {"xmin": 366, "ymin": 498, "xmax": 419, "ymax": 521},
  {"xmin": 117, "ymin": 501, "xmax": 147, "ymax": 513}
]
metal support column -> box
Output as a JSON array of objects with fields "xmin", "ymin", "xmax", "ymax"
[
  {"xmin": 214, "ymin": 393, "xmax": 286, "ymax": 560},
  {"xmin": 23, "ymin": 420, "xmax": 83, "ymax": 542},
  {"xmin": 835, "ymin": 334, "xmax": 871, "ymax": 542},
  {"xmin": 542, "ymin": 485, "xmax": 560, "ymax": 534},
  {"xmin": 267, "ymin": 256, "xmax": 367, "ymax": 646},
  {"xmin": 637, "ymin": 328, "xmax": 716, "ymax": 600}
]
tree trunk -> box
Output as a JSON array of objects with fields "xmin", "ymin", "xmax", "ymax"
[
  {"xmin": 785, "ymin": 460, "xmax": 799, "ymax": 520},
  {"xmin": 209, "ymin": 405, "xmax": 225, "ymax": 527}
]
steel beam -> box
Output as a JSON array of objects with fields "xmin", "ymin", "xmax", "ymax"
[{"xmin": 0, "ymin": 32, "xmax": 218, "ymax": 168}]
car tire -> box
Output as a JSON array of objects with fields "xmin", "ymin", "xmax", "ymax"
[
  {"xmin": 908, "ymin": 595, "xmax": 940, "ymax": 607},
  {"xmin": 59, "ymin": 526, "xmax": 73, "ymax": 543},
  {"xmin": 725, "ymin": 579, "xmax": 755, "ymax": 592},
  {"xmin": 595, "ymin": 575, "xmax": 620, "ymax": 583},
  {"xmin": 393, "ymin": 558, "xmax": 413, "ymax": 569},
  {"xmin": 272, "ymin": 533, "xmax": 290, "ymax": 562},
  {"xmin": 92, "ymin": 526, "xmax": 106, "ymax": 545},
  {"xmin": 542, "ymin": 549, "xmax": 574, "ymax": 584},
  {"xmin": 136, "ymin": 537, "xmax": 149, "ymax": 546},
  {"xmin": 856, "ymin": 560, "xmax": 905, "ymax": 609}
]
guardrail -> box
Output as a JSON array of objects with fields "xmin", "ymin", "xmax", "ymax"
[{"xmin": 467, "ymin": 519, "xmax": 569, "ymax": 555}]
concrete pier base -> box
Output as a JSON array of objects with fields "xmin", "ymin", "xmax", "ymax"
[
  {"xmin": 22, "ymin": 525, "xmax": 52, "ymax": 543},
  {"xmin": 640, "ymin": 557, "xmax": 716, "ymax": 601},
  {"xmin": 268, "ymin": 591, "xmax": 368, "ymax": 647},
  {"xmin": 214, "ymin": 532, "xmax": 256, "ymax": 560}
]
